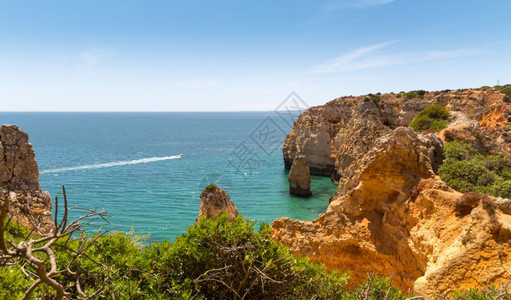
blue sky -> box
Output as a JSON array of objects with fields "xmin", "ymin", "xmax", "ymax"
[{"xmin": 0, "ymin": 0, "xmax": 510, "ymax": 111}]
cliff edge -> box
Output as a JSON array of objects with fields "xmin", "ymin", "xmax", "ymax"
[{"xmin": 275, "ymin": 87, "xmax": 511, "ymax": 296}]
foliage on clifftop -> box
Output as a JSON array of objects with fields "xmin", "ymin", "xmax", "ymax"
[
  {"xmin": 410, "ymin": 104, "xmax": 450, "ymax": 132},
  {"xmin": 495, "ymin": 84, "xmax": 511, "ymax": 98},
  {"xmin": 439, "ymin": 141, "xmax": 511, "ymax": 198}
]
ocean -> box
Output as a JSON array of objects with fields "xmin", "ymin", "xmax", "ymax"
[{"xmin": 0, "ymin": 112, "xmax": 336, "ymax": 241}]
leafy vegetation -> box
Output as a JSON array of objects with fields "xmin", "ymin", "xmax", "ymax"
[
  {"xmin": 363, "ymin": 93, "xmax": 381, "ymax": 104},
  {"xmin": 409, "ymin": 104, "xmax": 450, "ymax": 132},
  {"xmin": 1, "ymin": 210, "xmax": 349, "ymax": 299},
  {"xmin": 438, "ymin": 141, "xmax": 511, "ymax": 198},
  {"xmin": 3, "ymin": 191, "xmax": 511, "ymax": 299},
  {"xmin": 396, "ymin": 90, "xmax": 428, "ymax": 98},
  {"xmin": 497, "ymin": 84, "xmax": 511, "ymax": 98}
]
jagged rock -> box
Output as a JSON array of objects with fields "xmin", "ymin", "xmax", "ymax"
[
  {"xmin": 288, "ymin": 155, "xmax": 312, "ymax": 196},
  {"xmin": 0, "ymin": 124, "xmax": 52, "ymax": 233},
  {"xmin": 275, "ymin": 125, "xmax": 511, "ymax": 295},
  {"xmin": 332, "ymin": 103, "xmax": 391, "ymax": 182},
  {"xmin": 199, "ymin": 184, "xmax": 238, "ymax": 220},
  {"xmin": 0, "ymin": 124, "xmax": 40, "ymax": 192},
  {"xmin": 336, "ymin": 127, "xmax": 443, "ymax": 203},
  {"xmin": 479, "ymin": 103, "xmax": 509, "ymax": 130}
]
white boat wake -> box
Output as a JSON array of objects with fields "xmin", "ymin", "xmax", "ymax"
[{"xmin": 40, "ymin": 155, "xmax": 182, "ymax": 174}]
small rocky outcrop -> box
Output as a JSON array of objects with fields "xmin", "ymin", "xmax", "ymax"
[
  {"xmin": 288, "ymin": 155, "xmax": 312, "ymax": 196},
  {"xmin": 199, "ymin": 184, "xmax": 238, "ymax": 220},
  {"xmin": 0, "ymin": 125, "xmax": 52, "ymax": 232}
]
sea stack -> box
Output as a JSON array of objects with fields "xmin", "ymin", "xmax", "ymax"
[
  {"xmin": 198, "ymin": 184, "xmax": 238, "ymax": 220},
  {"xmin": 288, "ymin": 155, "xmax": 312, "ymax": 196}
]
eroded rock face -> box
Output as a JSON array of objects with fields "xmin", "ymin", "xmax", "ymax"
[
  {"xmin": 276, "ymin": 88, "xmax": 511, "ymax": 295},
  {"xmin": 199, "ymin": 185, "xmax": 238, "ymax": 220},
  {"xmin": 283, "ymin": 89, "xmax": 509, "ymax": 179},
  {"xmin": 0, "ymin": 125, "xmax": 52, "ymax": 233},
  {"xmin": 288, "ymin": 155, "xmax": 312, "ymax": 196},
  {"xmin": 0, "ymin": 124, "xmax": 40, "ymax": 192},
  {"xmin": 275, "ymin": 125, "xmax": 511, "ymax": 295},
  {"xmin": 413, "ymin": 192, "xmax": 511, "ymax": 296},
  {"xmin": 275, "ymin": 128, "xmax": 443, "ymax": 289}
]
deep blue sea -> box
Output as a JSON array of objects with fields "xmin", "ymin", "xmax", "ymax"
[{"xmin": 0, "ymin": 112, "xmax": 336, "ymax": 241}]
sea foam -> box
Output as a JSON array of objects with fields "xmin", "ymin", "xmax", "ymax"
[{"xmin": 40, "ymin": 155, "xmax": 181, "ymax": 174}]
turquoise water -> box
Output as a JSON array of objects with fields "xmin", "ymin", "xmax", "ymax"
[{"xmin": 0, "ymin": 112, "xmax": 336, "ymax": 241}]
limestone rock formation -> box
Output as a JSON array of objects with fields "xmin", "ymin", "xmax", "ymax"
[
  {"xmin": 274, "ymin": 126, "xmax": 511, "ymax": 295},
  {"xmin": 288, "ymin": 155, "xmax": 312, "ymax": 196},
  {"xmin": 275, "ymin": 128, "xmax": 443, "ymax": 289},
  {"xmin": 199, "ymin": 184, "xmax": 238, "ymax": 220},
  {"xmin": 0, "ymin": 124, "xmax": 52, "ymax": 232},
  {"xmin": 283, "ymin": 89, "xmax": 510, "ymax": 179},
  {"xmin": 0, "ymin": 124, "xmax": 40, "ymax": 191}
]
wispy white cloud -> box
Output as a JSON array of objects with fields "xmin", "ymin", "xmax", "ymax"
[{"xmin": 308, "ymin": 41, "xmax": 481, "ymax": 73}]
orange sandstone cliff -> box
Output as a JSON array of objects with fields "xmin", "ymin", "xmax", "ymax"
[{"xmin": 274, "ymin": 88, "xmax": 511, "ymax": 297}]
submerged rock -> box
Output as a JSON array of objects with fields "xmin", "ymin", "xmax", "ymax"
[
  {"xmin": 288, "ymin": 155, "xmax": 312, "ymax": 196},
  {"xmin": 199, "ymin": 184, "xmax": 238, "ymax": 220}
]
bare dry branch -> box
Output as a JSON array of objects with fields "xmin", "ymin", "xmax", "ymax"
[{"xmin": 1, "ymin": 185, "xmax": 114, "ymax": 299}]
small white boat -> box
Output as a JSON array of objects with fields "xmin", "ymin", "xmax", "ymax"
[{"xmin": 176, "ymin": 153, "xmax": 183, "ymax": 158}]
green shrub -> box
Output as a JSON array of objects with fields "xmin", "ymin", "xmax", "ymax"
[
  {"xmin": 344, "ymin": 275, "xmax": 406, "ymax": 300},
  {"xmin": 443, "ymin": 141, "xmax": 479, "ymax": 161},
  {"xmin": 409, "ymin": 105, "xmax": 450, "ymax": 132},
  {"xmin": 363, "ymin": 93, "xmax": 381, "ymax": 104},
  {"xmin": 4, "ymin": 210, "xmax": 511, "ymax": 298},
  {"xmin": 499, "ymin": 85, "xmax": 511, "ymax": 98},
  {"xmin": 0, "ymin": 267, "xmax": 32, "ymax": 300},
  {"xmin": 439, "ymin": 160, "xmax": 495, "ymax": 191},
  {"xmin": 494, "ymin": 179, "xmax": 511, "ymax": 198},
  {"xmin": 439, "ymin": 141, "xmax": 511, "ymax": 198},
  {"xmin": 403, "ymin": 91, "xmax": 416, "ymax": 98},
  {"xmin": 1, "ymin": 215, "xmax": 348, "ymax": 299},
  {"xmin": 149, "ymin": 215, "xmax": 348, "ymax": 299},
  {"xmin": 205, "ymin": 183, "xmax": 217, "ymax": 191}
]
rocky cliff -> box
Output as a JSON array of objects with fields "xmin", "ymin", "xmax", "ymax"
[
  {"xmin": 0, "ymin": 124, "xmax": 52, "ymax": 232},
  {"xmin": 283, "ymin": 88, "xmax": 510, "ymax": 180},
  {"xmin": 275, "ymin": 87, "xmax": 511, "ymax": 296}
]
